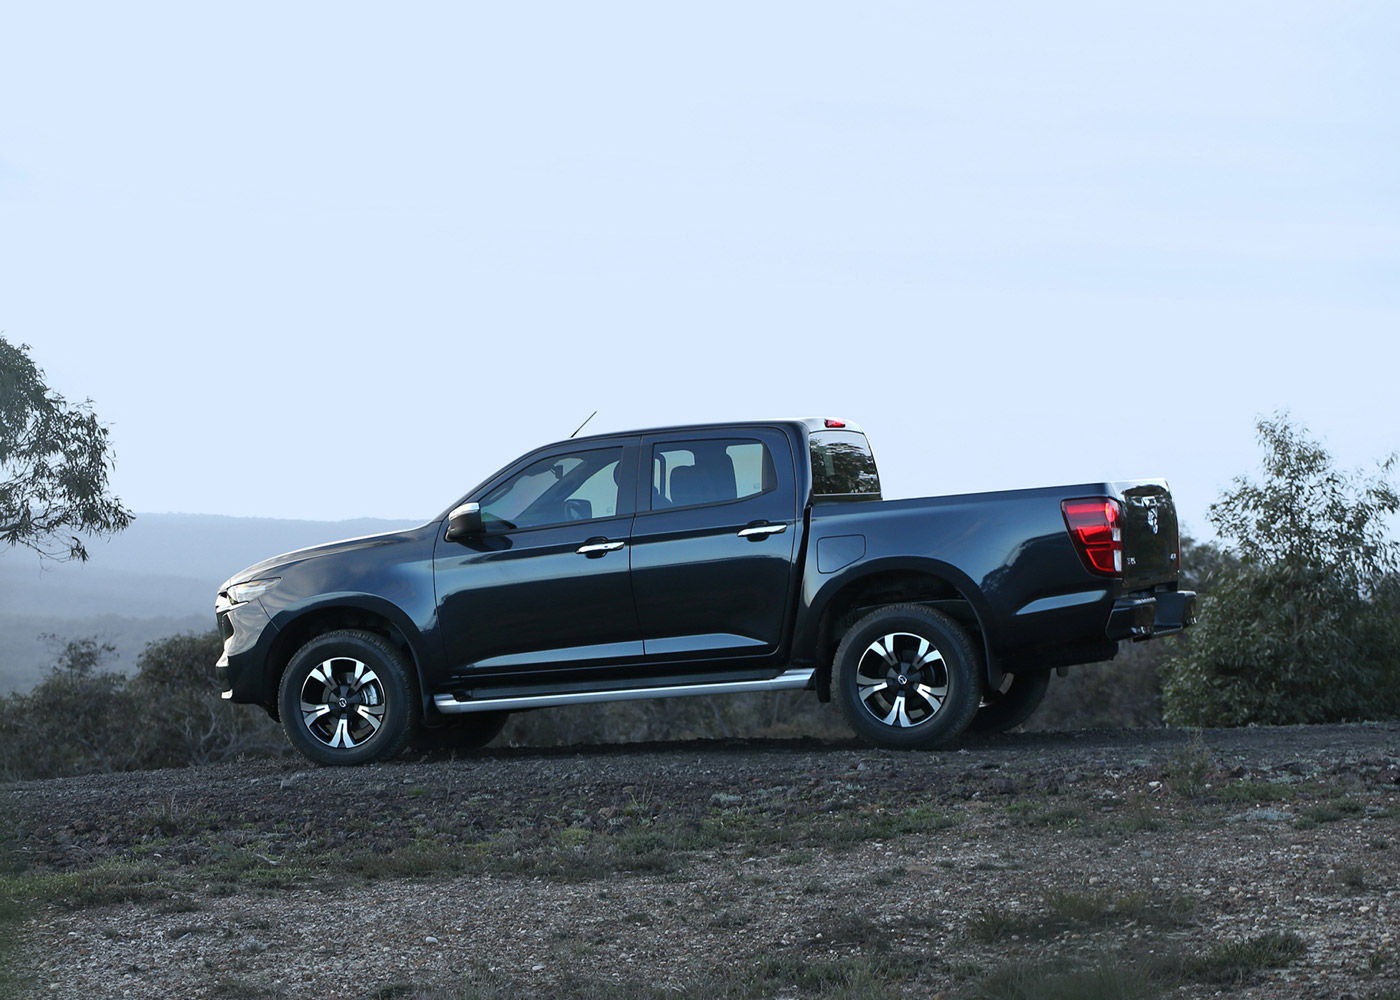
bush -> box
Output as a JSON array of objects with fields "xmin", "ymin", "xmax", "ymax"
[
  {"xmin": 0, "ymin": 631, "xmax": 285, "ymax": 780},
  {"xmin": 1162, "ymin": 415, "xmax": 1400, "ymax": 727}
]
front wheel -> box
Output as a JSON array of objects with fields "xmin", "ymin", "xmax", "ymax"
[
  {"xmin": 278, "ymin": 630, "xmax": 419, "ymax": 766},
  {"xmin": 833, "ymin": 604, "xmax": 983, "ymax": 750}
]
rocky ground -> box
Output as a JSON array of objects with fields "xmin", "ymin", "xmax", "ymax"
[{"xmin": 3, "ymin": 723, "xmax": 1399, "ymax": 1000}]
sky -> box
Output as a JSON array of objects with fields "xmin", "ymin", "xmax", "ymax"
[{"xmin": 2, "ymin": 2, "xmax": 1397, "ymax": 537}]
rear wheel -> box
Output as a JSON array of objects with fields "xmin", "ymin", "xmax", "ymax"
[
  {"xmin": 968, "ymin": 669, "xmax": 1050, "ymax": 733},
  {"xmin": 833, "ymin": 604, "xmax": 982, "ymax": 749},
  {"xmin": 278, "ymin": 630, "xmax": 419, "ymax": 766}
]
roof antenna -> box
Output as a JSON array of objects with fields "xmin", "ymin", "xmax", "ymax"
[{"xmin": 569, "ymin": 411, "xmax": 598, "ymax": 439}]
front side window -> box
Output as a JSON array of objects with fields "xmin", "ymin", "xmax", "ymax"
[
  {"xmin": 480, "ymin": 447, "xmax": 622, "ymax": 529},
  {"xmin": 651, "ymin": 439, "xmax": 775, "ymax": 509}
]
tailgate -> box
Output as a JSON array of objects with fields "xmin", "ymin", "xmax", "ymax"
[{"xmin": 1118, "ymin": 483, "xmax": 1179, "ymax": 590}]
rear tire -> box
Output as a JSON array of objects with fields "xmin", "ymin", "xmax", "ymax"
[
  {"xmin": 278, "ymin": 630, "xmax": 419, "ymax": 766},
  {"xmin": 968, "ymin": 669, "xmax": 1050, "ymax": 733},
  {"xmin": 833, "ymin": 604, "xmax": 982, "ymax": 749}
]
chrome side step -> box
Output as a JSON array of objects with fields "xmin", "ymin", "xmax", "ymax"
[{"xmin": 433, "ymin": 667, "xmax": 815, "ymax": 714}]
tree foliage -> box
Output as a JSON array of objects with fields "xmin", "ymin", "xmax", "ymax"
[
  {"xmin": 0, "ymin": 631, "xmax": 285, "ymax": 780},
  {"xmin": 1162, "ymin": 414, "xmax": 1400, "ymax": 727},
  {"xmin": 0, "ymin": 336, "xmax": 133, "ymax": 561}
]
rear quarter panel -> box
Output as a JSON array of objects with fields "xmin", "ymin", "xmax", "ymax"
[{"xmin": 796, "ymin": 483, "xmax": 1144, "ymax": 670}]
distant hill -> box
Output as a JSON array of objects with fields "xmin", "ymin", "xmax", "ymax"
[{"xmin": 0, "ymin": 513, "xmax": 420, "ymax": 692}]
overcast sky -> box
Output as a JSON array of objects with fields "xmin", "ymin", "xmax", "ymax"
[{"xmin": 2, "ymin": 3, "xmax": 1396, "ymax": 536}]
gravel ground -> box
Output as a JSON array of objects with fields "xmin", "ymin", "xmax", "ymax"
[{"xmin": 4, "ymin": 723, "xmax": 1399, "ymax": 999}]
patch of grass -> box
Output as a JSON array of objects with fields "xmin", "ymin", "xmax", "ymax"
[
  {"xmin": 2, "ymin": 862, "xmax": 171, "ymax": 911},
  {"xmin": 1164, "ymin": 736, "xmax": 1214, "ymax": 799},
  {"xmin": 1004, "ymin": 802, "xmax": 1089, "ymax": 829},
  {"xmin": 964, "ymin": 956, "xmax": 1165, "ymax": 1000},
  {"xmin": 1099, "ymin": 804, "xmax": 1163, "ymax": 834},
  {"xmin": 967, "ymin": 904, "xmax": 1037, "ymax": 943},
  {"xmin": 1332, "ymin": 864, "xmax": 1370, "ymax": 894},
  {"xmin": 1188, "ymin": 931, "xmax": 1306, "ymax": 985},
  {"xmin": 0, "ymin": 894, "xmax": 24, "ymax": 1000},
  {"xmin": 155, "ymin": 895, "xmax": 204, "ymax": 914},
  {"xmin": 433, "ymin": 949, "xmax": 936, "ymax": 999},
  {"xmin": 966, "ymin": 891, "xmax": 1195, "ymax": 944},
  {"xmin": 129, "ymin": 799, "xmax": 219, "ymax": 839},
  {"xmin": 1214, "ymin": 780, "xmax": 1295, "ymax": 803},
  {"xmin": 818, "ymin": 911, "xmax": 886, "ymax": 949},
  {"xmin": 1294, "ymin": 798, "xmax": 1365, "ymax": 829}
]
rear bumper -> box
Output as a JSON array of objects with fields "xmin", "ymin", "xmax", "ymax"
[{"xmin": 1106, "ymin": 590, "xmax": 1197, "ymax": 642}]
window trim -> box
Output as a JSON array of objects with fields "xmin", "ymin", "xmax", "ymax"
[
  {"xmin": 463, "ymin": 441, "xmax": 638, "ymax": 533},
  {"xmin": 637, "ymin": 434, "xmax": 783, "ymax": 516}
]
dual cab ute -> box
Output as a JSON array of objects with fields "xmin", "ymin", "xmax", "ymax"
[{"xmin": 216, "ymin": 419, "xmax": 1196, "ymax": 765}]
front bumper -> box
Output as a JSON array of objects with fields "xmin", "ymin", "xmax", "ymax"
[
  {"xmin": 1106, "ymin": 589, "xmax": 1197, "ymax": 642},
  {"xmin": 214, "ymin": 595, "xmax": 279, "ymax": 702}
]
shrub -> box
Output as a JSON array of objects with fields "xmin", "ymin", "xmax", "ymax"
[
  {"xmin": 1162, "ymin": 415, "xmax": 1400, "ymax": 727},
  {"xmin": 0, "ymin": 631, "xmax": 284, "ymax": 780}
]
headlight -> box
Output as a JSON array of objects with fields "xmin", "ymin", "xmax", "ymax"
[{"xmin": 227, "ymin": 578, "xmax": 281, "ymax": 604}]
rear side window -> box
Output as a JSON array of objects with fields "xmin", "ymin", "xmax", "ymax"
[
  {"xmin": 810, "ymin": 431, "xmax": 881, "ymax": 500},
  {"xmin": 651, "ymin": 439, "xmax": 776, "ymax": 509}
]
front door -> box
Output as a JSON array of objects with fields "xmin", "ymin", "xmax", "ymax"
[{"xmin": 434, "ymin": 441, "xmax": 641, "ymax": 681}]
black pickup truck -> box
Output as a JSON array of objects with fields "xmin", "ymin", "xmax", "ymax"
[{"xmin": 216, "ymin": 419, "xmax": 1196, "ymax": 765}]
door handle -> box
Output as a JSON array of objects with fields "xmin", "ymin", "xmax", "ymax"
[
  {"xmin": 577, "ymin": 540, "xmax": 625, "ymax": 555},
  {"xmin": 737, "ymin": 523, "xmax": 787, "ymax": 539}
]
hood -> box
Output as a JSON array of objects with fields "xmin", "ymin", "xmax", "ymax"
[{"xmin": 218, "ymin": 525, "xmax": 429, "ymax": 594}]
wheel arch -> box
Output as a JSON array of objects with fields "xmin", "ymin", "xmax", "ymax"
[
  {"xmin": 262, "ymin": 598, "xmax": 428, "ymax": 719},
  {"xmin": 806, "ymin": 561, "xmax": 995, "ymax": 701}
]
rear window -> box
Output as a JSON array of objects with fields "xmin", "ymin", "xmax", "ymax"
[{"xmin": 810, "ymin": 431, "xmax": 881, "ymax": 500}]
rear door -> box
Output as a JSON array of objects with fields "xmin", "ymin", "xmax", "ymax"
[{"xmin": 628, "ymin": 428, "xmax": 799, "ymax": 664}]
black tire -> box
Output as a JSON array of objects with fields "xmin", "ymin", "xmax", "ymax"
[
  {"xmin": 410, "ymin": 711, "xmax": 510, "ymax": 752},
  {"xmin": 968, "ymin": 669, "xmax": 1050, "ymax": 733},
  {"xmin": 833, "ymin": 604, "xmax": 983, "ymax": 749},
  {"xmin": 278, "ymin": 629, "xmax": 419, "ymax": 766}
]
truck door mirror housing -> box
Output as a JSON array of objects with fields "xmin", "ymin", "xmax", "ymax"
[{"xmin": 445, "ymin": 502, "xmax": 483, "ymax": 541}]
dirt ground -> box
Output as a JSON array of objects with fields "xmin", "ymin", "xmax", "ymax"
[{"xmin": 4, "ymin": 723, "xmax": 1399, "ymax": 999}]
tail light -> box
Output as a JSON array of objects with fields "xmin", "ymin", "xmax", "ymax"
[{"xmin": 1062, "ymin": 498, "xmax": 1122, "ymax": 576}]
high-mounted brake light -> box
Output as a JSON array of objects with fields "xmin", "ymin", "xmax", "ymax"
[
  {"xmin": 824, "ymin": 419, "xmax": 847, "ymax": 428},
  {"xmin": 1062, "ymin": 498, "xmax": 1122, "ymax": 576}
]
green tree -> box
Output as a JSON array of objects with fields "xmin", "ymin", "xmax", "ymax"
[
  {"xmin": 1, "ymin": 336, "xmax": 133, "ymax": 561},
  {"xmin": 1162, "ymin": 414, "xmax": 1400, "ymax": 726}
]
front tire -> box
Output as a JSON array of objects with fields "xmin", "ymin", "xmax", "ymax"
[
  {"xmin": 278, "ymin": 630, "xmax": 419, "ymax": 766},
  {"xmin": 833, "ymin": 604, "xmax": 983, "ymax": 749}
]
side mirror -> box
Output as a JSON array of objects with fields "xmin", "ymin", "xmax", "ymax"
[{"xmin": 444, "ymin": 502, "xmax": 483, "ymax": 542}]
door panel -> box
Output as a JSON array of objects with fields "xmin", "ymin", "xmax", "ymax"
[
  {"xmin": 433, "ymin": 442, "xmax": 641, "ymax": 679},
  {"xmin": 629, "ymin": 430, "xmax": 798, "ymax": 663}
]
